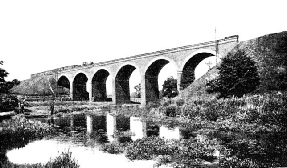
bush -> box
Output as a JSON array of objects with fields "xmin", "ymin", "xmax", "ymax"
[
  {"xmin": 175, "ymin": 98, "xmax": 185, "ymax": 106},
  {"xmin": 165, "ymin": 105, "xmax": 177, "ymax": 117},
  {"xmin": 0, "ymin": 94, "xmax": 18, "ymax": 112},
  {"xmin": 101, "ymin": 143, "xmax": 125, "ymax": 154},
  {"xmin": 0, "ymin": 115, "xmax": 55, "ymax": 153},
  {"xmin": 207, "ymin": 50, "xmax": 260, "ymax": 98},
  {"xmin": 0, "ymin": 151, "xmax": 79, "ymax": 168},
  {"xmin": 125, "ymin": 136, "xmax": 218, "ymax": 167}
]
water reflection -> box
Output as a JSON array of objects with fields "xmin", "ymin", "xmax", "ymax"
[
  {"xmin": 35, "ymin": 113, "xmax": 195, "ymax": 143},
  {"xmin": 6, "ymin": 112, "xmax": 196, "ymax": 167}
]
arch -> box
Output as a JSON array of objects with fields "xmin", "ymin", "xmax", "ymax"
[
  {"xmin": 57, "ymin": 75, "xmax": 70, "ymax": 96},
  {"xmin": 57, "ymin": 75, "xmax": 70, "ymax": 88},
  {"xmin": 114, "ymin": 63, "xmax": 139, "ymax": 104},
  {"xmin": 73, "ymin": 72, "xmax": 89, "ymax": 101},
  {"xmin": 143, "ymin": 56, "xmax": 178, "ymax": 74},
  {"xmin": 144, "ymin": 57, "xmax": 178, "ymax": 104},
  {"xmin": 180, "ymin": 49, "xmax": 219, "ymax": 89},
  {"xmin": 92, "ymin": 69, "xmax": 110, "ymax": 102}
]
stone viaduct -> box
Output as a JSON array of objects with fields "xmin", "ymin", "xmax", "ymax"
[{"xmin": 33, "ymin": 35, "xmax": 239, "ymax": 106}]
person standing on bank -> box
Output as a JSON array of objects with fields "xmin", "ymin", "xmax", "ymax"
[{"xmin": 50, "ymin": 98, "xmax": 55, "ymax": 115}]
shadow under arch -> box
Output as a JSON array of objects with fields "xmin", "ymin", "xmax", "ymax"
[
  {"xmin": 92, "ymin": 69, "xmax": 110, "ymax": 102},
  {"xmin": 180, "ymin": 49, "xmax": 218, "ymax": 90},
  {"xmin": 114, "ymin": 63, "xmax": 139, "ymax": 104},
  {"xmin": 144, "ymin": 57, "xmax": 177, "ymax": 104},
  {"xmin": 57, "ymin": 75, "xmax": 70, "ymax": 96},
  {"xmin": 73, "ymin": 72, "xmax": 89, "ymax": 101}
]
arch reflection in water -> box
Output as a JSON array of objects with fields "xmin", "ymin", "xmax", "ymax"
[
  {"xmin": 159, "ymin": 126, "xmax": 180, "ymax": 140},
  {"xmin": 86, "ymin": 114, "xmax": 108, "ymax": 144}
]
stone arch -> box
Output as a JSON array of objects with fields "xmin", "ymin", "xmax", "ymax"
[
  {"xmin": 92, "ymin": 69, "xmax": 110, "ymax": 102},
  {"xmin": 57, "ymin": 75, "xmax": 70, "ymax": 96},
  {"xmin": 73, "ymin": 72, "xmax": 89, "ymax": 101},
  {"xmin": 114, "ymin": 63, "xmax": 140, "ymax": 104},
  {"xmin": 180, "ymin": 49, "xmax": 219, "ymax": 89},
  {"xmin": 144, "ymin": 57, "xmax": 178, "ymax": 104}
]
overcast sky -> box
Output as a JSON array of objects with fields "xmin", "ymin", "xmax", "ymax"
[{"xmin": 1, "ymin": 0, "xmax": 287, "ymax": 91}]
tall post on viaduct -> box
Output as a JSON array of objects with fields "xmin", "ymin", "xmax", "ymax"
[{"xmin": 32, "ymin": 35, "xmax": 239, "ymax": 106}]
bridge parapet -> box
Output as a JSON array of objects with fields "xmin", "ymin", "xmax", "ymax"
[{"xmin": 59, "ymin": 35, "xmax": 239, "ymax": 74}]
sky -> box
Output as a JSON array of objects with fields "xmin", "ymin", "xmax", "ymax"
[{"xmin": 1, "ymin": 0, "xmax": 287, "ymax": 92}]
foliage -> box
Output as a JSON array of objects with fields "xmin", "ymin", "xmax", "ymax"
[
  {"xmin": 175, "ymin": 98, "xmax": 185, "ymax": 106},
  {"xmin": 0, "ymin": 115, "xmax": 55, "ymax": 153},
  {"xmin": 181, "ymin": 92, "xmax": 287, "ymax": 167},
  {"xmin": 1, "ymin": 151, "xmax": 79, "ymax": 168},
  {"xmin": 0, "ymin": 61, "xmax": 20, "ymax": 93},
  {"xmin": 255, "ymin": 32, "xmax": 287, "ymax": 91},
  {"xmin": 0, "ymin": 94, "xmax": 18, "ymax": 112},
  {"xmin": 207, "ymin": 50, "xmax": 260, "ymax": 98},
  {"xmin": 101, "ymin": 142, "xmax": 126, "ymax": 154},
  {"xmin": 161, "ymin": 76, "xmax": 178, "ymax": 98},
  {"xmin": 134, "ymin": 83, "xmax": 141, "ymax": 98},
  {"xmin": 125, "ymin": 136, "xmax": 218, "ymax": 167}
]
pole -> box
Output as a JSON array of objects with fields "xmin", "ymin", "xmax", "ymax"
[{"xmin": 215, "ymin": 27, "xmax": 218, "ymax": 64}]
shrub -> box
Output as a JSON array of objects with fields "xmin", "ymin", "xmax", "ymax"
[
  {"xmin": 175, "ymin": 98, "xmax": 185, "ymax": 106},
  {"xmin": 0, "ymin": 94, "xmax": 18, "ymax": 112},
  {"xmin": 0, "ymin": 116, "xmax": 55, "ymax": 153},
  {"xmin": 125, "ymin": 136, "xmax": 218, "ymax": 167},
  {"xmin": 101, "ymin": 142, "xmax": 126, "ymax": 154},
  {"xmin": 207, "ymin": 50, "xmax": 260, "ymax": 98},
  {"xmin": 165, "ymin": 105, "xmax": 177, "ymax": 117},
  {"xmin": 0, "ymin": 151, "xmax": 79, "ymax": 168}
]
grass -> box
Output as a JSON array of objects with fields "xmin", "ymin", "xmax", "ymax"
[
  {"xmin": 0, "ymin": 150, "xmax": 79, "ymax": 168},
  {"xmin": 0, "ymin": 115, "xmax": 55, "ymax": 153}
]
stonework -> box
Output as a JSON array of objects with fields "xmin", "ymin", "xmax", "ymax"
[{"xmin": 35, "ymin": 35, "xmax": 239, "ymax": 106}]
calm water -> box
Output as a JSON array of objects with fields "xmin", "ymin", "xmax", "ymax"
[{"xmin": 6, "ymin": 112, "xmax": 194, "ymax": 168}]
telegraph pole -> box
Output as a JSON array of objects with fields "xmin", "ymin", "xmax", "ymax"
[{"xmin": 215, "ymin": 27, "xmax": 218, "ymax": 64}]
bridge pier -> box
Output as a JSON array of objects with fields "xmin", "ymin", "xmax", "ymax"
[
  {"xmin": 69, "ymin": 82, "xmax": 73, "ymax": 100},
  {"xmin": 177, "ymin": 71, "xmax": 183, "ymax": 94},
  {"xmin": 87, "ymin": 80, "xmax": 93, "ymax": 102}
]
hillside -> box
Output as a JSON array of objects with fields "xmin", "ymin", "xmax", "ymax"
[{"xmin": 180, "ymin": 31, "xmax": 287, "ymax": 100}]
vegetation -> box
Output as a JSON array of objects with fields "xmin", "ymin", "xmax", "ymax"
[
  {"xmin": 0, "ymin": 115, "xmax": 55, "ymax": 153},
  {"xmin": 207, "ymin": 50, "xmax": 260, "ymax": 98},
  {"xmin": 125, "ymin": 136, "xmax": 218, "ymax": 167},
  {"xmin": 1, "ymin": 151, "xmax": 79, "ymax": 168},
  {"xmin": 0, "ymin": 61, "xmax": 20, "ymax": 94},
  {"xmin": 0, "ymin": 94, "xmax": 18, "ymax": 112},
  {"xmin": 161, "ymin": 76, "xmax": 178, "ymax": 98}
]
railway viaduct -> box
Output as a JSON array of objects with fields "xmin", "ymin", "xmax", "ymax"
[{"xmin": 32, "ymin": 35, "xmax": 239, "ymax": 106}]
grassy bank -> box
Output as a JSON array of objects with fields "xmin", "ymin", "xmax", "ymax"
[
  {"xmin": 1, "ymin": 151, "xmax": 79, "ymax": 168},
  {"xmin": 98, "ymin": 92, "xmax": 287, "ymax": 168},
  {"xmin": 0, "ymin": 115, "xmax": 55, "ymax": 153}
]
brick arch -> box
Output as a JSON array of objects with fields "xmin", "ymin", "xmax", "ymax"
[
  {"xmin": 179, "ymin": 49, "xmax": 220, "ymax": 89},
  {"xmin": 143, "ymin": 57, "xmax": 178, "ymax": 104},
  {"xmin": 91, "ymin": 69, "xmax": 110, "ymax": 102},
  {"xmin": 114, "ymin": 63, "xmax": 141, "ymax": 104},
  {"xmin": 73, "ymin": 72, "xmax": 89, "ymax": 101}
]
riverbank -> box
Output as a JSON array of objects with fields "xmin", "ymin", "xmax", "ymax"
[{"xmin": 2, "ymin": 91, "xmax": 287, "ymax": 167}]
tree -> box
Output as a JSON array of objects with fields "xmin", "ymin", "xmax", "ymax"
[
  {"xmin": 134, "ymin": 83, "xmax": 141, "ymax": 98},
  {"xmin": 207, "ymin": 50, "xmax": 260, "ymax": 98},
  {"xmin": 161, "ymin": 76, "xmax": 178, "ymax": 98},
  {"xmin": 0, "ymin": 61, "xmax": 9, "ymax": 93},
  {"xmin": 0, "ymin": 61, "xmax": 20, "ymax": 93}
]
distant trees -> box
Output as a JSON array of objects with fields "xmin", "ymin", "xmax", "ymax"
[
  {"xmin": 161, "ymin": 76, "xmax": 178, "ymax": 98},
  {"xmin": 0, "ymin": 61, "xmax": 20, "ymax": 94},
  {"xmin": 207, "ymin": 50, "xmax": 260, "ymax": 98},
  {"xmin": 133, "ymin": 83, "xmax": 141, "ymax": 98}
]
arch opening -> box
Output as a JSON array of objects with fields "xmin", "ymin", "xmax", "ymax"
[
  {"xmin": 92, "ymin": 69, "xmax": 110, "ymax": 102},
  {"xmin": 73, "ymin": 73, "xmax": 88, "ymax": 101},
  {"xmin": 145, "ymin": 59, "xmax": 170, "ymax": 103},
  {"xmin": 57, "ymin": 76, "xmax": 70, "ymax": 96},
  {"xmin": 181, "ymin": 53, "xmax": 215, "ymax": 89},
  {"xmin": 115, "ymin": 65, "xmax": 136, "ymax": 104}
]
